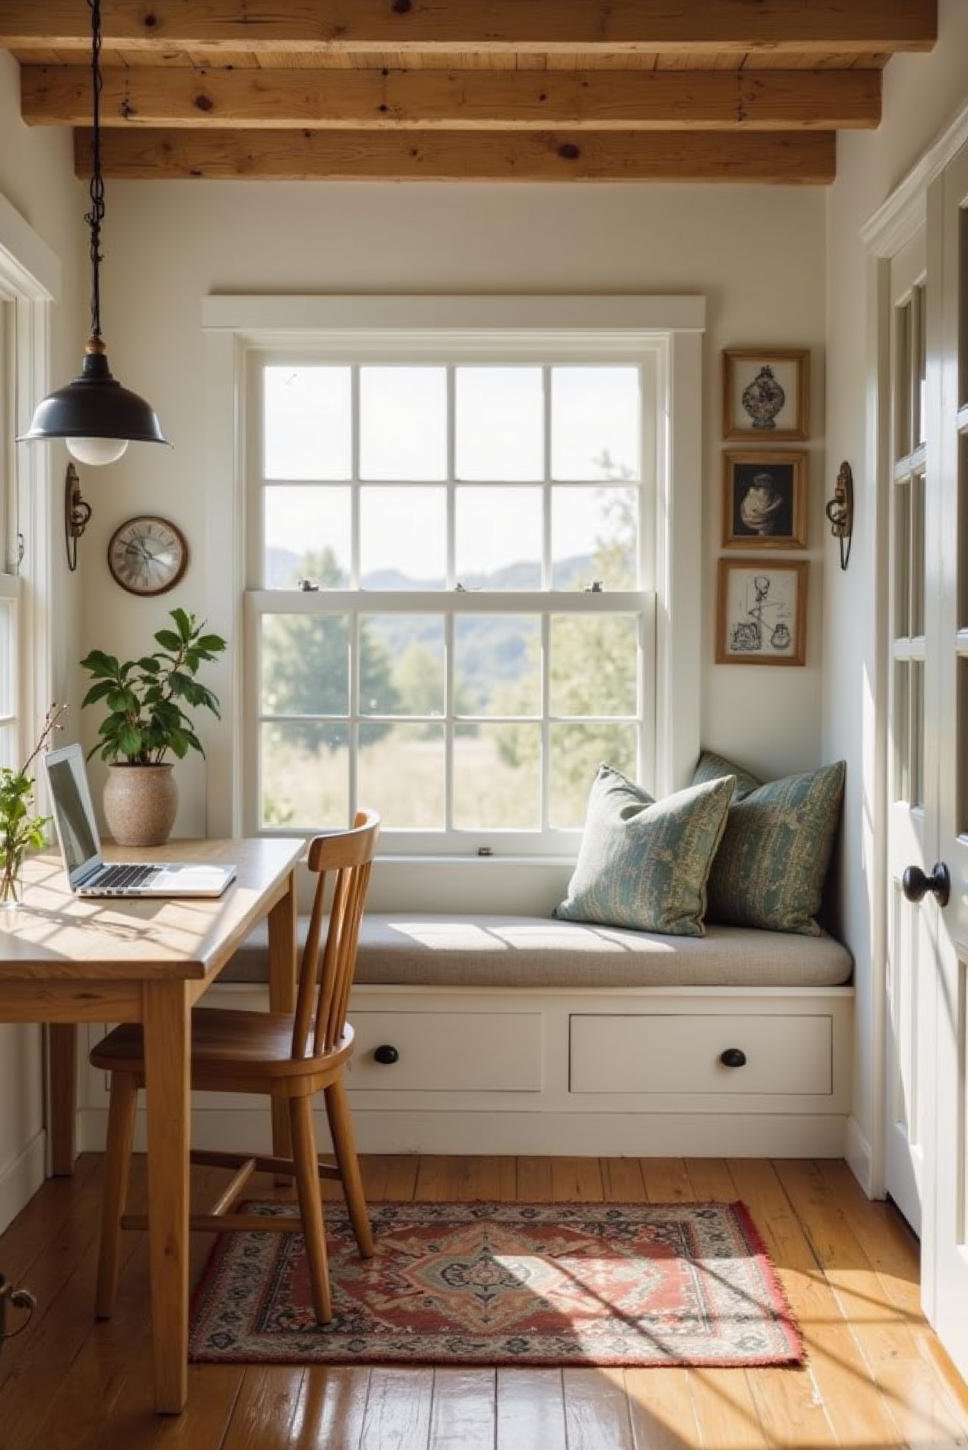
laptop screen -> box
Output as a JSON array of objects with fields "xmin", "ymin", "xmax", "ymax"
[{"xmin": 45, "ymin": 746, "xmax": 101, "ymax": 882}]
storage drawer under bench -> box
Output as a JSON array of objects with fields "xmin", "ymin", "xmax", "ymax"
[
  {"xmin": 569, "ymin": 1013, "xmax": 832, "ymax": 1096},
  {"xmin": 347, "ymin": 1010, "xmax": 543, "ymax": 1092}
]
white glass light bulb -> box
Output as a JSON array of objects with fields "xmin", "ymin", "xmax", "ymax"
[{"xmin": 66, "ymin": 436, "xmax": 129, "ymax": 467}]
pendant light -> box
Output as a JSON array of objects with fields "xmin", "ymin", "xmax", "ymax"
[{"xmin": 18, "ymin": 0, "xmax": 168, "ymax": 464}]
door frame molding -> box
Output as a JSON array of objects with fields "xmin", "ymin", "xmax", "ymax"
[{"xmin": 859, "ymin": 98, "xmax": 968, "ymax": 1201}]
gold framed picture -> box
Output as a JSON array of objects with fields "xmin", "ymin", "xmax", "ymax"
[
  {"xmin": 716, "ymin": 558, "xmax": 808, "ymax": 667},
  {"xmin": 722, "ymin": 348, "xmax": 809, "ymax": 441},
  {"xmin": 722, "ymin": 450, "xmax": 808, "ymax": 549}
]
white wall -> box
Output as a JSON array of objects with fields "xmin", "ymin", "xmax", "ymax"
[
  {"xmin": 82, "ymin": 179, "xmax": 827, "ymax": 852},
  {"xmin": 0, "ymin": 50, "xmax": 85, "ymax": 1227},
  {"xmin": 823, "ymin": 0, "xmax": 968, "ymax": 1185}
]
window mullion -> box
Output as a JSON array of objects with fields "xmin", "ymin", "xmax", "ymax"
[
  {"xmin": 349, "ymin": 610, "xmax": 360, "ymax": 822},
  {"xmin": 542, "ymin": 364, "xmax": 552, "ymax": 590},
  {"xmin": 446, "ymin": 364, "xmax": 456, "ymax": 589},
  {"xmin": 350, "ymin": 365, "xmax": 361, "ymax": 590},
  {"xmin": 445, "ymin": 609, "xmax": 455, "ymax": 831},
  {"xmin": 540, "ymin": 610, "xmax": 551, "ymax": 832}
]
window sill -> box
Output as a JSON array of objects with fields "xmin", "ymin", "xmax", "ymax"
[{"xmin": 375, "ymin": 853, "xmax": 575, "ymax": 867}]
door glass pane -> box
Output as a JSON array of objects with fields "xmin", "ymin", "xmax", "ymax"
[
  {"xmin": 894, "ymin": 660, "xmax": 911, "ymax": 803},
  {"xmin": 551, "ymin": 366, "xmax": 640, "ymax": 481},
  {"xmin": 358, "ymin": 721, "xmax": 444, "ymax": 828},
  {"xmin": 960, "ymin": 207, "xmax": 968, "ymax": 409},
  {"xmin": 261, "ymin": 721, "xmax": 348, "ymax": 829},
  {"xmin": 910, "ymin": 658, "xmax": 924, "ymax": 808},
  {"xmin": 264, "ymin": 486, "xmax": 351, "ymax": 588},
  {"xmin": 455, "ymin": 486, "xmax": 542, "ymax": 590},
  {"xmin": 894, "ymin": 480, "xmax": 910, "ymax": 639},
  {"xmin": 894, "ymin": 302, "xmax": 912, "ymax": 462},
  {"xmin": 549, "ymin": 614, "xmax": 638, "ymax": 717},
  {"xmin": 959, "ymin": 434, "xmax": 968, "ymax": 631},
  {"xmin": 360, "ymin": 487, "xmax": 446, "ymax": 589},
  {"xmin": 360, "ymin": 614, "xmax": 444, "ymax": 717},
  {"xmin": 453, "ymin": 723, "xmax": 540, "ymax": 829},
  {"xmin": 455, "ymin": 367, "xmax": 543, "ymax": 480},
  {"xmin": 264, "ymin": 366, "xmax": 351, "ymax": 480},
  {"xmin": 360, "ymin": 366, "xmax": 447, "ymax": 480},
  {"xmin": 261, "ymin": 615, "xmax": 349, "ymax": 716},
  {"xmin": 552, "ymin": 486, "xmax": 638, "ymax": 590},
  {"xmin": 549, "ymin": 722, "xmax": 637, "ymax": 828},
  {"xmin": 454, "ymin": 615, "xmax": 540, "ymax": 716},
  {"xmin": 910, "ymin": 472, "xmax": 926, "ymax": 638},
  {"xmin": 914, "ymin": 284, "xmax": 927, "ymax": 448},
  {"xmin": 959, "ymin": 659, "xmax": 968, "ymax": 836}
]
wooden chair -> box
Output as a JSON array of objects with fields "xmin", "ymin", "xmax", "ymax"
[{"xmin": 90, "ymin": 810, "xmax": 380, "ymax": 1326}]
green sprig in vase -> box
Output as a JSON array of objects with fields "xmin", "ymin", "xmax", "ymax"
[{"xmin": 0, "ymin": 704, "xmax": 68, "ymax": 909}]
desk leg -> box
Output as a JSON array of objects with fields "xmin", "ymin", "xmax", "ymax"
[
  {"xmin": 144, "ymin": 981, "xmax": 190, "ymax": 1415},
  {"xmin": 268, "ymin": 870, "xmax": 298, "ymax": 1167},
  {"xmin": 48, "ymin": 1023, "xmax": 76, "ymax": 1176}
]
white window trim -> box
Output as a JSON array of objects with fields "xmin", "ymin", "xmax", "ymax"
[
  {"xmin": 0, "ymin": 192, "xmax": 58, "ymax": 772},
  {"xmin": 202, "ymin": 295, "xmax": 705, "ymax": 857}
]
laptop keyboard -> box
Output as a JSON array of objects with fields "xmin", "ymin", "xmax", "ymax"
[{"xmin": 91, "ymin": 864, "xmax": 163, "ymax": 890}]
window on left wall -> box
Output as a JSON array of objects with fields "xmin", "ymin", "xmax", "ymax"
[{"xmin": 0, "ymin": 301, "xmax": 21, "ymax": 768}]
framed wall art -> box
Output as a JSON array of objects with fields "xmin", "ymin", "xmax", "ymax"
[
  {"xmin": 722, "ymin": 450, "xmax": 807, "ymax": 549},
  {"xmin": 722, "ymin": 348, "xmax": 809, "ymax": 441},
  {"xmin": 716, "ymin": 558, "xmax": 808, "ymax": 666}
]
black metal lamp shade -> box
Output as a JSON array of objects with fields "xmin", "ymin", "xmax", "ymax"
[{"xmin": 18, "ymin": 341, "xmax": 169, "ymax": 447}]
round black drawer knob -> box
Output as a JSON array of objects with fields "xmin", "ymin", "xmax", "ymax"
[
  {"xmin": 719, "ymin": 1048, "xmax": 747, "ymax": 1068},
  {"xmin": 373, "ymin": 1044, "xmax": 399, "ymax": 1065}
]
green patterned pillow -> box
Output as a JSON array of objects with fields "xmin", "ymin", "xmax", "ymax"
[
  {"xmin": 692, "ymin": 749, "xmax": 762, "ymax": 802},
  {"xmin": 700, "ymin": 757, "xmax": 846, "ymax": 935},
  {"xmin": 555, "ymin": 765, "xmax": 735, "ymax": 937}
]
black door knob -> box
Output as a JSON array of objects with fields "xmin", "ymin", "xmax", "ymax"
[
  {"xmin": 901, "ymin": 861, "xmax": 951, "ymax": 907},
  {"xmin": 719, "ymin": 1048, "xmax": 747, "ymax": 1068},
  {"xmin": 373, "ymin": 1044, "xmax": 399, "ymax": 1065}
]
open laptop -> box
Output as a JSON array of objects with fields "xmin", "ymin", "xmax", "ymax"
[{"xmin": 44, "ymin": 743, "xmax": 236, "ymax": 898}]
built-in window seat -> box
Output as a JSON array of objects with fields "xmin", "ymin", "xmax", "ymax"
[
  {"xmin": 224, "ymin": 913, "xmax": 852, "ymax": 991},
  {"xmin": 78, "ymin": 913, "xmax": 854, "ymax": 1160}
]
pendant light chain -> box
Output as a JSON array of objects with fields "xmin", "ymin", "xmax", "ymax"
[
  {"xmin": 16, "ymin": 0, "xmax": 169, "ymax": 451},
  {"xmin": 84, "ymin": 0, "xmax": 105, "ymax": 342}
]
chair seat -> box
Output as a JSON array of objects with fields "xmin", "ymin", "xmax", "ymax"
[{"xmin": 90, "ymin": 1007, "xmax": 355, "ymax": 1082}]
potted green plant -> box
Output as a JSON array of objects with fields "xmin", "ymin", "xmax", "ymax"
[
  {"xmin": 0, "ymin": 704, "xmax": 68, "ymax": 908},
  {"xmin": 80, "ymin": 609, "xmax": 227, "ymax": 847}
]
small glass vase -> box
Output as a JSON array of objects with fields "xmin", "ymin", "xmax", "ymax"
[{"xmin": 0, "ymin": 853, "xmax": 25, "ymax": 910}]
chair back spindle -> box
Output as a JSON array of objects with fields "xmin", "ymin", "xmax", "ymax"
[{"xmin": 290, "ymin": 811, "xmax": 380, "ymax": 1061}]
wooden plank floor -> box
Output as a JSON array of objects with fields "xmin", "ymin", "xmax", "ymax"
[{"xmin": 2, "ymin": 1154, "xmax": 967, "ymax": 1449}]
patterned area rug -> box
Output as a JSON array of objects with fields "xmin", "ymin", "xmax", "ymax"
[{"xmin": 189, "ymin": 1200, "xmax": 802, "ymax": 1368}]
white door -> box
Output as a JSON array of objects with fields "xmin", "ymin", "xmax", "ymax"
[
  {"xmin": 928, "ymin": 138, "xmax": 968, "ymax": 1380},
  {"xmin": 883, "ymin": 229, "xmax": 936, "ymax": 1235}
]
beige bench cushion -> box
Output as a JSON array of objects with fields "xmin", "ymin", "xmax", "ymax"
[{"xmin": 222, "ymin": 913, "xmax": 853, "ymax": 990}]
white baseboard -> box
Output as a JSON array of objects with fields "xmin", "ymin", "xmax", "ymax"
[
  {"xmin": 0, "ymin": 1129, "xmax": 47, "ymax": 1234},
  {"xmin": 79, "ymin": 1107, "xmax": 847, "ymax": 1160},
  {"xmin": 845, "ymin": 1115, "xmax": 877, "ymax": 1197}
]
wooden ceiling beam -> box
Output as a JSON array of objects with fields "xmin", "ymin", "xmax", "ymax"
[
  {"xmin": 1, "ymin": 0, "xmax": 936, "ymax": 56},
  {"xmin": 75, "ymin": 126, "xmax": 836, "ymax": 184},
  {"xmin": 25, "ymin": 65, "xmax": 882, "ymax": 131}
]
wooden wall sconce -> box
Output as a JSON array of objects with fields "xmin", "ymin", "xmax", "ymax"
[
  {"xmin": 64, "ymin": 463, "xmax": 93, "ymax": 572},
  {"xmin": 825, "ymin": 461, "xmax": 853, "ymax": 571}
]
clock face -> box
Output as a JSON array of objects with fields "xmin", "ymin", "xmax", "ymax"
[{"xmin": 107, "ymin": 516, "xmax": 188, "ymax": 596}]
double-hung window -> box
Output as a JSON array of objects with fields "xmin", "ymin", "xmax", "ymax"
[
  {"xmin": 0, "ymin": 300, "xmax": 20, "ymax": 770},
  {"xmin": 245, "ymin": 341, "xmax": 657, "ymax": 855}
]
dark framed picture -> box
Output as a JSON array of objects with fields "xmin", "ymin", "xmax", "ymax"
[
  {"xmin": 722, "ymin": 349, "xmax": 809, "ymax": 441},
  {"xmin": 716, "ymin": 558, "xmax": 808, "ymax": 667},
  {"xmin": 722, "ymin": 450, "xmax": 807, "ymax": 549}
]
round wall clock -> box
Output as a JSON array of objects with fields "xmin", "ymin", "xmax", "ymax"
[{"xmin": 107, "ymin": 515, "xmax": 189, "ymax": 596}]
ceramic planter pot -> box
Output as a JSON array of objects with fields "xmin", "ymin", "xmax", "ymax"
[{"xmin": 102, "ymin": 763, "xmax": 178, "ymax": 847}]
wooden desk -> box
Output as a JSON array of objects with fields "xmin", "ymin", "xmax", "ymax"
[{"xmin": 0, "ymin": 837, "xmax": 303, "ymax": 1414}]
